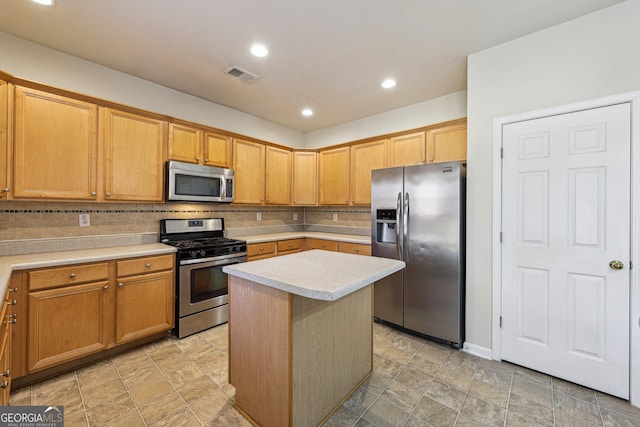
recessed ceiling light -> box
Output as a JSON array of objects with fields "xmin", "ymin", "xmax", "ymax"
[
  {"xmin": 31, "ymin": 0, "xmax": 55, "ymax": 5},
  {"xmin": 381, "ymin": 79, "xmax": 397, "ymax": 89},
  {"xmin": 250, "ymin": 44, "xmax": 269, "ymax": 58},
  {"xmin": 301, "ymin": 108, "xmax": 313, "ymax": 117}
]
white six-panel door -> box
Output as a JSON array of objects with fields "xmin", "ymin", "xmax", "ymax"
[{"xmin": 501, "ymin": 103, "xmax": 631, "ymax": 398}]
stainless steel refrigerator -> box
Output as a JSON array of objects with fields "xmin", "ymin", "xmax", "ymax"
[{"xmin": 371, "ymin": 162, "xmax": 465, "ymax": 348}]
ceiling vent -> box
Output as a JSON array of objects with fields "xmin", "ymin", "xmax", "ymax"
[{"xmin": 223, "ymin": 65, "xmax": 258, "ymax": 83}]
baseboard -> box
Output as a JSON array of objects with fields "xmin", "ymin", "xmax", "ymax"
[{"xmin": 462, "ymin": 342, "xmax": 492, "ymax": 360}]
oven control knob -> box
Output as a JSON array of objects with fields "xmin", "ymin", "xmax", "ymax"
[
  {"xmin": 200, "ymin": 250, "xmax": 206, "ymax": 257},
  {"xmin": 189, "ymin": 251, "xmax": 197, "ymax": 258}
]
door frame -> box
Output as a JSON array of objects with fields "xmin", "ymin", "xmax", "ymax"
[{"xmin": 491, "ymin": 91, "xmax": 640, "ymax": 407}]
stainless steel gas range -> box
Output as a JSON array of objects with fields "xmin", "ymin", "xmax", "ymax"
[{"xmin": 160, "ymin": 218, "xmax": 247, "ymax": 338}]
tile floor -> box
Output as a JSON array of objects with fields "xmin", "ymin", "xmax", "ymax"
[{"xmin": 8, "ymin": 322, "xmax": 640, "ymax": 426}]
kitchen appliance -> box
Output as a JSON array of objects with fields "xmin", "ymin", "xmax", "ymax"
[
  {"xmin": 371, "ymin": 162, "xmax": 465, "ymax": 348},
  {"xmin": 165, "ymin": 160, "xmax": 235, "ymax": 203},
  {"xmin": 160, "ymin": 218, "xmax": 247, "ymax": 338}
]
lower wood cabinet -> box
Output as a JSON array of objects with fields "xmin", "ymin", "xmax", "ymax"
[
  {"xmin": 247, "ymin": 242, "xmax": 277, "ymax": 261},
  {"xmin": 305, "ymin": 238, "xmax": 340, "ymax": 252},
  {"xmin": 23, "ymin": 254, "xmax": 175, "ymax": 374},
  {"xmin": 276, "ymin": 238, "xmax": 303, "ymax": 256},
  {"xmin": 339, "ymin": 242, "xmax": 372, "ymax": 256}
]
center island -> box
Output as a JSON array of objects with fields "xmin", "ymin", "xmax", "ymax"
[{"xmin": 223, "ymin": 249, "xmax": 405, "ymax": 427}]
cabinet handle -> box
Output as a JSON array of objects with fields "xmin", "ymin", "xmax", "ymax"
[
  {"xmin": 145, "ymin": 263, "xmax": 151, "ymax": 268},
  {"xmin": 0, "ymin": 380, "xmax": 7, "ymax": 389},
  {"xmin": 103, "ymin": 285, "xmax": 109, "ymax": 290},
  {"xmin": 69, "ymin": 273, "xmax": 76, "ymax": 278},
  {"xmin": 91, "ymin": 191, "xmax": 97, "ymax": 196},
  {"xmin": 118, "ymin": 283, "xmax": 124, "ymax": 288}
]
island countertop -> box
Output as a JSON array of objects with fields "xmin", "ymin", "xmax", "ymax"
[{"xmin": 223, "ymin": 249, "xmax": 404, "ymax": 301}]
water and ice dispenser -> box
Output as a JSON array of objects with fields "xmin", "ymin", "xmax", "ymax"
[{"xmin": 375, "ymin": 209, "xmax": 397, "ymax": 243}]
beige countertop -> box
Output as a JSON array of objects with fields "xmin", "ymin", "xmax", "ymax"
[
  {"xmin": 0, "ymin": 243, "xmax": 177, "ymax": 296},
  {"xmin": 234, "ymin": 231, "xmax": 370, "ymax": 245},
  {"xmin": 223, "ymin": 249, "xmax": 403, "ymax": 301}
]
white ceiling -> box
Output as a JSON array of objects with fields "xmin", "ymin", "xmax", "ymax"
[{"xmin": 0, "ymin": 0, "xmax": 624, "ymax": 132}]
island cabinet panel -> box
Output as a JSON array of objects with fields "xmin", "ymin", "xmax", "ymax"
[
  {"xmin": 13, "ymin": 86, "xmax": 98, "ymax": 200},
  {"xmin": 228, "ymin": 276, "xmax": 373, "ymax": 427},
  {"xmin": 388, "ymin": 131, "xmax": 426, "ymax": 167},
  {"xmin": 101, "ymin": 108, "xmax": 166, "ymax": 202},
  {"xmin": 292, "ymin": 151, "xmax": 317, "ymax": 206},
  {"xmin": 28, "ymin": 280, "xmax": 111, "ymax": 372},
  {"xmin": 229, "ymin": 276, "xmax": 291, "ymax": 427},
  {"xmin": 0, "ymin": 79, "xmax": 8, "ymax": 200}
]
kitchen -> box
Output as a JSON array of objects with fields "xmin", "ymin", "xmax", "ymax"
[{"xmin": 1, "ymin": 0, "xmax": 640, "ymax": 426}]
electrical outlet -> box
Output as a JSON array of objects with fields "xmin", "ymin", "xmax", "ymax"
[
  {"xmin": 79, "ymin": 213, "xmax": 91, "ymax": 227},
  {"xmin": 293, "ymin": 213, "xmax": 298, "ymax": 221},
  {"xmin": 256, "ymin": 212, "xmax": 262, "ymax": 221},
  {"xmin": 333, "ymin": 212, "xmax": 338, "ymax": 221}
]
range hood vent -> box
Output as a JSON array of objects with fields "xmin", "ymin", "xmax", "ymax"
[{"xmin": 223, "ymin": 66, "xmax": 258, "ymax": 83}]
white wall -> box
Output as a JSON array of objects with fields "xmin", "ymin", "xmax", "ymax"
[
  {"xmin": 0, "ymin": 32, "xmax": 304, "ymax": 148},
  {"xmin": 304, "ymin": 91, "xmax": 467, "ymax": 148},
  {"xmin": 466, "ymin": 0, "xmax": 640, "ymax": 350}
]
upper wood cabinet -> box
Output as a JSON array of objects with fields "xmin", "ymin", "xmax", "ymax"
[
  {"xmin": 388, "ymin": 131, "xmax": 426, "ymax": 167},
  {"xmin": 203, "ymin": 131, "xmax": 232, "ymax": 168},
  {"xmin": 13, "ymin": 86, "xmax": 99, "ymax": 200},
  {"xmin": 233, "ymin": 138, "xmax": 265, "ymax": 204},
  {"xmin": 0, "ymin": 79, "xmax": 8, "ymax": 199},
  {"xmin": 318, "ymin": 146, "xmax": 350, "ymax": 205},
  {"xmin": 292, "ymin": 151, "xmax": 317, "ymax": 206},
  {"xmin": 167, "ymin": 123, "xmax": 203, "ymax": 164},
  {"xmin": 167, "ymin": 124, "xmax": 233, "ymax": 168},
  {"xmin": 101, "ymin": 108, "xmax": 166, "ymax": 202},
  {"xmin": 265, "ymin": 145, "xmax": 292, "ymax": 205},
  {"xmin": 426, "ymin": 121, "xmax": 467, "ymax": 164},
  {"xmin": 350, "ymin": 139, "xmax": 387, "ymax": 205}
]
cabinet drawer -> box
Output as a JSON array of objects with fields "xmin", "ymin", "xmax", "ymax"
[
  {"xmin": 29, "ymin": 263, "xmax": 109, "ymax": 291},
  {"xmin": 117, "ymin": 254, "xmax": 175, "ymax": 277},
  {"xmin": 276, "ymin": 239, "xmax": 303, "ymax": 253},
  {"xmin": 247, "ymin": 242, "xmax": 276, "ymax": 258},
  {"xmin": 305, "ymin": 238, "xmax": 339, "ymax": 252},
  {"xmin": 339, "ymin": 242, "xmax": 371, "ymax": 256}
]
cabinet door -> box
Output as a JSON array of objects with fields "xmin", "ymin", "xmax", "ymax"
[
  {"xmin": 168, "ymin": 123, "xmax": 202, "ymax": 164},
  {"xmin": 318, "ymin": 146, "xmax": 350, "ymax": 205},
  {"xmin": 0, "ymin": 79, "xmax": 8, "ymax": 199},
  {"xmin": 115, "ymin": 270, "xmax": 174, "ymax": 344},
  {"xmin": 204, "ymin": 131, "xmax": 232, "ymax": 168},
  {"xmin": 102, "ymin": 108, "xmax": 166, "ymax": 202},
  {"xmin": 426, "ymin": 121, "xmax": 467, "ymax": 163},
  {"xmin": 14, "ymin": 86, "xmax": 98, "ymax": 200},
  {"xmin": 28, "ymin": 281, "xmax": 110, "ymax": 372},
  {"xmin": 339, "ymin": 242, "xmax": 372, "ymax": 256},
  {"xmin": 388, "ymin": 132, "xmax": 425, "ymax": 167},
  {"xmin": 277, "ymin": 238, "xmax": 303, "ymax": 256},
  {"xmin": 292, "ymin": 151, "xmax": 317, "ymax": 206},
  {"xmin": 305, "ymin": 238, "xmax": 339, "ymax": 252},
  {"xmin": 350, "ymin": 139, "xmax": 387, "ymax": 205},
  {"xmin": 233, "ymin": 138, "xmax": 265, "ymax": 204},
  {"xmin": 247, "ymin": 242, "xmax": 277, "ymax": 261},
  {"xmin": 265, "ymin": 146, "xmax": 292, "ymax": 205}
]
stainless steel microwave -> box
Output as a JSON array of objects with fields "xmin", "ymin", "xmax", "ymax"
[{"xmin": 166, "ymin": 161, "xmax": 234, "ymax": 203}]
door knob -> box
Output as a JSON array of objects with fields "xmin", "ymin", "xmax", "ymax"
[{"xmin": 609, "ymin": 260, "xmax": 624, "ymax": 270}]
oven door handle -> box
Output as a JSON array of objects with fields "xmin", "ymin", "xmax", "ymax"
[{"xmin": 179, "ymin": 253, "xmax": 247, "ymax": 266}]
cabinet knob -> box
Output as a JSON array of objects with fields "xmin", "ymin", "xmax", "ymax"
[
  {"xmin": 2, "ymin": 188, "xmax": 10, "ymax": 192},
  {"xmin": 145, "ymin": 263, "xmax": 151, "ymax": 268},
  {"xmin": 321, "ymin": 243, "xmax": 325, "ymax": 248},
  {"xmin": 260, "ymin": 247, "xmax": 264, "ymax": 252},
  {"xmin": 1, "ymin": 369, "xmax": 10, "ymax": 377},
  {"xmin": 288, "ymin": 243, "xmax": 292, "ymax": 247},
  {"xmin": 0, "ymin": 380, "xmax": 7, "ymax": 389},
  {"xmin": 355, "ymin": 248, "xmax": 359, "ymax": 253},
  {"xmin": 103, "ymin": 285, "xmax": 109, "ymax": 290},
  {"xmin": 91, "ymin": 191, "xmax": 97, "ymax": 196},
  {"xmin": 429, "ymin": 158, "xmax": 434, "ymax": 163},
  {"xmin": 204, "ymin": 158, "xmax": 209, "ymax": 162},
  {"xmin": 69, "ymin": 273, "xmax": 76, "ymax": 278},
  {"xmin": 118, "ymin": 283, "xmax": 124, "ymax": 288},
  {"xmin": 6, "ymin": 300, "xmax": 16, "ymax": 306},
  {"xmin": 8, "ymin": 288, "xmax": 17, "ymax": 293},
  {"xmin": 196, "ymin": 157, "xmax": 200, "ymax": 161}
]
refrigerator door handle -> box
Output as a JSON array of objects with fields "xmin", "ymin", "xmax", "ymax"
[
  {"xmin": 396, "ymin": 192, "xmax": 402, "ymax": 259},
  {"xmin": 404, "ymin": 192, "xmax": 409, "ymax": 263}
]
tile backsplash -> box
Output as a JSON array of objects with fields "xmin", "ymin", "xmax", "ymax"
[{"xmin": 0, "ymin": 201, "xmax": 370, "ymax": 255}]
